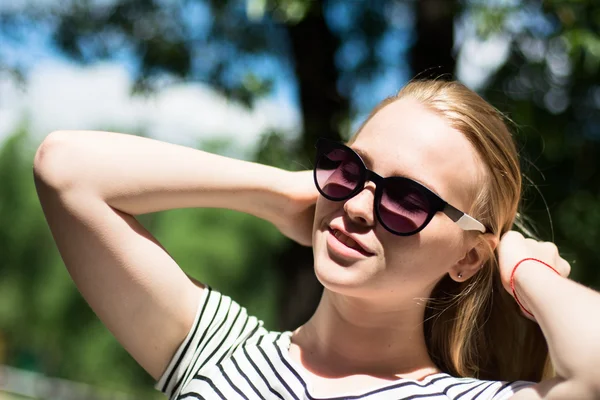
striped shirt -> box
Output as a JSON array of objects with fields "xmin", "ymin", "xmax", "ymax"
[{"xmin": 155, "ymin": 287, "xmax": 532, "ymax": 399}]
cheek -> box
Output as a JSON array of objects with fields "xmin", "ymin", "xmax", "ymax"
[
  {"xmin": 313, "ymin": 197, "xmax": 335, "ymax": 245},
  {"xmin": 313, "ymin": 196, "xmax": 340, "ymax": 231},
  {"xmin": 382, "ymin": 223, "xmax": 465, "ymax": 276},
  {"xmin": 421, "ymin": 235, "xmax": 465, "ymax": 274}
]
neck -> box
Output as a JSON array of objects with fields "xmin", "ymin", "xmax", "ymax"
[{"xmin": 293, "ymin": 288, "xmax": 440, "ymax": 379}]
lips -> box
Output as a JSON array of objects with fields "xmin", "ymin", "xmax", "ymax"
[
  {"xmin": 333, "ymin": 229, "xmax": 362, "ymax": 251},
  {"xmin": 328, "ymin": 227, "xmax": 373, "ymax": 256}
]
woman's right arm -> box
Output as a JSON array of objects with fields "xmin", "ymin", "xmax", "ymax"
[{"xmin": 33, "ymin": 130, "xmax": 315, "ymax": 381}]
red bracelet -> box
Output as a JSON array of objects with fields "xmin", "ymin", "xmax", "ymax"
[{"xmin": 510, "ymin": 257, "xmax": 561, "ymax": 318}]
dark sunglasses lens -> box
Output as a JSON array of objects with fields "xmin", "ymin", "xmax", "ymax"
[
  {"xmin": 378, "ymin": 181, "xmax": 430, "ymax": 233},
  {"xmin": 315, "ymin": 147, "xmax": 362, "ymax": 199}
]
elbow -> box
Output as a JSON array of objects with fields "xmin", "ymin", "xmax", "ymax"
[{"xmin": 33, "ymin": 130, "xmax": 80, "ymax": 191}]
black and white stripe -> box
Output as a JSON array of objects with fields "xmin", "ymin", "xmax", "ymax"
[{"xmin": 156, "ymin": 288, "xmax": 532, "ymax": 400}]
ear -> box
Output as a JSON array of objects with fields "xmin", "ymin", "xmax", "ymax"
[{"xmin": 449, "ymin": 233, "xmax": 498, "ymax": 282}]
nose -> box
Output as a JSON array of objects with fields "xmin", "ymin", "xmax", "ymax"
[{"xmin": 343, "ymin": 183, "xmax": 376, "ymax": 227}]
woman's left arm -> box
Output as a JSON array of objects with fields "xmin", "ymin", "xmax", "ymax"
[{"xmin": 498, "ymin": 231, "xmax": 600, "ymax": 399}]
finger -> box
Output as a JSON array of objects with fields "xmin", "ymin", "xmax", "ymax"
[
  {"xmin": 524, "ymin": 238, "xmax": 540, "ymax": 247},
  {"xmin": 541, "ymin": 241, "xmax": 560, "ymax": 256},
  {"xmin": 501, "ymin": 230, "xmax": 524, "ymax": 241},
  {"xmin": 558, "ymin": 258, "xmax": 571, "ymax": 277},
  {"xmin": 498, "ymin": 231, "xmax": 525, "ymax": 253}
]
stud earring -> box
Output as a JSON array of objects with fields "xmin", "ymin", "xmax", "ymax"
[{"xmin": 458, "ymin": 273, "xmax": 463, "ymax": 279}]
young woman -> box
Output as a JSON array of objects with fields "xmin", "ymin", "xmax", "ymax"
[{"xmin": 33, "ymin": 80, "xmax": 600, "ymax": 399}]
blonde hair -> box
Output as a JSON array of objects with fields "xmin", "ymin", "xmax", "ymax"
[{"xmin": 351, "ymin": 80, "xmax": 551, "ymax": 382}]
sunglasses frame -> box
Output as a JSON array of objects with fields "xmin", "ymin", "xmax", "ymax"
[{"xmin": 314, "ymin": 138, "xmax": 486, "ymax": 236}]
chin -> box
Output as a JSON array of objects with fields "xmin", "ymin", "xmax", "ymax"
[{"xmin": 312, "ymin": 240, "xmax": 377, "ymax": 296}]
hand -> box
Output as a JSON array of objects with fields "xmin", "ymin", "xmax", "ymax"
[
  {"xmin": 497, "ymin": 231, "xmax": 571, "ymax": 316},
  {"xmin": 273, "ymin": 170, "xmax": 318, "ymax": 247}
]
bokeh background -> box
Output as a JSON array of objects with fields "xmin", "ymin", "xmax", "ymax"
[{"xmin": 1, "ymin": 0, "xmax": 599, "ymax": 398}]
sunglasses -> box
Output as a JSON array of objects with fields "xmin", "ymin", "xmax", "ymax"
[{"xmin": 313, "ymin": 138, "xmax": 486, "ymax": 236}]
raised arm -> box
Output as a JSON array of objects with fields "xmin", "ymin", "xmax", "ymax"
[
  {"xmin": 497, "ymin": 232, "xmax": 600, "ymax": 399},
  {"xmin": 33, "ymin": 130, "xmax": 316, "ymax": 380}
]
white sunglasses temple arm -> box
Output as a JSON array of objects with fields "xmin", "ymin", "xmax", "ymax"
[
  {"xmin": 455, "ymin": 213, "xmax": 486, "ymax": 233},
  {"xmin": 443, "ymin": 204, "xmax": 486, "ymax": 233}
]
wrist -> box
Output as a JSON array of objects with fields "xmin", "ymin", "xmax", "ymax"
[
  {"xmin": 510, "ymin": 258, "xmax": 562, "ymax": 318},
  {"xmin": 250, "ymin": 166, "xmax": 293, "ymax": 222},
  {"xmin": 512, "ymin": 259, "xmax": 552, "ymax": 282}
]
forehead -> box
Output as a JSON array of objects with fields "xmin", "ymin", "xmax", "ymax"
[{"xmin": 352, "ymin": 97, "xmax": 484, "ymax": 209}]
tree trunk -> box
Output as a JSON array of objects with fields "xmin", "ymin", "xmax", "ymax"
[
  {"xmin": 410, "ymin": 0, "xmax": 457, "ymax": 77},
  {"xmin": 276, "ymin": 0, "xmax": 349, "ymax": 330}
]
